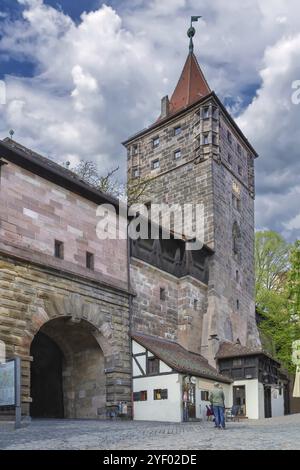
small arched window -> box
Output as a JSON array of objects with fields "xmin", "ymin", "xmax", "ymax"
[{"xmin": 232, "ymin": 221, "xmax": 241, "ymax": 255}]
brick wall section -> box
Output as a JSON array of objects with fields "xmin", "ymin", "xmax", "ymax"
[
  {"xmin": 130, "ymin": 258, "xmax": 209, "ymax": 354},
  {"xmin": 130, "ymin": 259, "xmax": 179, "ymax": 340},
  {"xmin": 0, "ymin": 159, "xmax": 131, "ymax": 419},
  {"xmin": 0, "ymin": 256, "xmax": 131, "ymax": 418},
  {"xmin": 0, "ymin": 161, "xmax": 128, "ymax": 286}
]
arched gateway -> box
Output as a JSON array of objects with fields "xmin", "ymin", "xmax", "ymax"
[
  {"xmin": 19, "ymin": 289, "xmax": 131, "ymax": 420},
  {"xmin": 0, "ymin": 255, "xmax": 131, "ymax": 421},
  {"xmin": 30, "ymin": 317, "xmax": 106, "ymax": 419}
]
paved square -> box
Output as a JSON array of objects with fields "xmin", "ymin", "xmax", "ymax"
[{"xmin": 0, "ymin": 414, "xmax": 300, "ymax": 450}]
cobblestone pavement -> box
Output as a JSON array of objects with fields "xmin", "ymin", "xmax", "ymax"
[{"xmin": 0, "ymin": 414, "xmax": 300, "ymax": 450}]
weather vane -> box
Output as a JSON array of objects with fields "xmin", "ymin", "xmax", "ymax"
[{"xmin": 187, "ymin": 16, "xmax": 202, "ymax": 54}]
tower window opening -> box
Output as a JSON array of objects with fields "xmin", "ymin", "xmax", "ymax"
[
  {"xmin": 203, "ymin": 107, "xmax": 209, "ymax": 119},
  {"xmin": 174, "ymin": 126, "xmax": 181, "ymax": 136},
  {"xmin": 132, "ymin": 167, "xmax": 139, "ymax": 178},
  {"xmin": 86, "ymin": 252, "xmax": 94, "ymax": 270},
  {"xmin": 54, "ymin": 240, "xmax": 64, "ymax": 259},
  {"xmin": 152, "ymin": 159, "xmax": 160, "ymax": 170},
  {"xmin": 153, "ymin": 136, "xmax": 160, "ymax": 148},
  {"xmin": 203, "ymin": 133, "xmax": 209, "ymax": 145},
  {"xmin": 160, "ymin": 287, "xmax": 166, "ymax": 301},
  {"xmin": 212, "ymin": 133, "xmax": 218, "ymax": 145},
  {"xmin": 174, "ymin": 149, "xmax": 181, "ymax": 160}
]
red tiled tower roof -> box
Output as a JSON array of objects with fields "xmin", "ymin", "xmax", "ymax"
[{"xmin": 169, "ymin": 52, "xmax": 211, "ymax": 115}]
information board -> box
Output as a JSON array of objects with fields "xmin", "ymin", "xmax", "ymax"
[{"xmin": 0, "ymin": 360, "xmax": 15, "ymax": 406}]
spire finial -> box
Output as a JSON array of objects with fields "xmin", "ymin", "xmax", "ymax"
[{"xmin": 187, "ymin": 16, "xmax": 202, "ymax": 54}]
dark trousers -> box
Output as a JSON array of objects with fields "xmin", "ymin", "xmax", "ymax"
[{"xmin": 213, "ymin": 405, "xmax": 225, "ymax": 428}]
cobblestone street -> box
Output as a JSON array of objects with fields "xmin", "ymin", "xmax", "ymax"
[{"xmin": 0, "ymin": 414, "xmax": 300, "ymax": 450}]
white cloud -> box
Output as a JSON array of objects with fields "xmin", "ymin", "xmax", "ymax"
[
  {"xmin": 284, "ymin": 214, "xmax": 300, "ymax": 231},
  {"xmin": 237, "ymin": 33, "xmax": 300, "ymax": 239}
]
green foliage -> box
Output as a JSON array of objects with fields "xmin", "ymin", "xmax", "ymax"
[
  {"xmin": 255, "ymin": 230, "xmax": 290, "ymax": 296},
  {"xmin": 287, "ymin": 240, "xmax": 300, "ymax": 321},
  {"xmin": 256, "ymin": 233, "xmax": 300, "ymax": 372}
]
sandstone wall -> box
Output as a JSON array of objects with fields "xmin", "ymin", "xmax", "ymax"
[{"xmin": 0, "ymin": 255, "xmax": 131, "ymax": 418}]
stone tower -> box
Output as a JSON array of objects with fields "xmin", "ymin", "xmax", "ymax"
[{"xmin": 124, "ymin": 29, "xmax": 261, "ymax": 365}]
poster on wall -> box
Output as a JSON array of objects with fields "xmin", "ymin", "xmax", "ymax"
[
  {"xmin": 292, "ymin": 340, "xmax": 300, "ymax": 398},
  {"xmin": 0, "ymin": 360, "xmax": 15, "ymax": 406}
]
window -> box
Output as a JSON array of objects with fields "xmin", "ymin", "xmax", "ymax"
[
  {"xmin": 160, "ymin": 287, "xmax": 166, "ymax": 301},
  {"xmin": 133, "ymin": 391, "xmax": 147, "ymax": 402},
  {"xmin": 154, "ymin": 389, "xmax": 168, "ymax": 400},
  {"xmin": 232, "ymin": 194, "xmax": 241, "ymax": 212},
  {"xmin": 153, "ymin": 136, "xmax": 160, "ymax": 148},
  {"xmin": 132, "ymin": 167, "xmax": 139, "ymax": 178},
  {"xmin": 237, "ymin": 144, "xmax": 242, "ymax": 155},
  {"xmin": 228, "ymin": 153, "xmax": 232, "ymax": 165},
  {"xmin": 147, "ymin": 356, "xmax": 160, "ymax": 375},
  {"xmin": 238, "ymin": 165, "xmax": 243, "ymax": 176},
  {"xmin": 201, "ymin": 390, "xmax": 209, "ymax": 401},
  {"xmin": 236, "ymin": 299, "xmax": 240, "ymax": 310},
  {"xmin": 174, "ymin": 126, "xmax": 181, "ymax": 136},
  {"xmin": 233, "ymin": 358, "xmax": 242, "ymax": 367},
  {"xmin": 232, "ymin": 368, "xmax": 243, "ymax": 379},
  {"xmin": 86, "ymin": 252, "xmax": 94, "ymax": 270},
  {"xmin": 236, "ymin": 270, "xmax": 239, "ymax": 282},
  {"xmin": 212, "ymin": 133, "xmax": 218, "ymax": 145},
  {"xmin": 245, "ymin": 367, "xmax": 256, "ymax": 379},
  {"xmin": 212, "ymin": 107, "xmax": 218, "ymax": 119},
  {"xmin": 232, "ymin": 221, "xmax": 241, "ymax": 255},
  {"xmin": 193, "ymin": 299, "xmax": 198, "ymax": 310},
  {"xmin": 152, "ymin": 159, "xmax": 160, "ymax": 170},
  {"xmin": 227, "ymin": 131, "xmax": 232, "ymax": 144},
  {"xmin": 174, "ymin": 149, "xmax": 181, "ymax": 160},
  {"xmin": 203, "ymin": 107, "xmax": 209, "ymax": 119},
  {"xmin": 203, "ymin": 134, "xmax": 209, "ymax": 145},
  {"xmin": 132, "ymin": 144, "xmax": 138, "ymax": 155},
  {"xmin": 54, "ymin": 240, "xmax": 64, "ymax": 259}
]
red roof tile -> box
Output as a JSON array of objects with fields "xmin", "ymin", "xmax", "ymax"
[
  {"xmin": 168, "ymin": 52, "xmax": 211, "ymax": 115},
  {"xmin": 132, "ymin": 332, "xmax": 232, "ymax": 383}
]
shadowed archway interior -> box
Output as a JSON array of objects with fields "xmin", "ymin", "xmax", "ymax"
[
  {"xmin": 30, "ymin": 331, "xmax": 64, "ymax": 418},
  {"xmin": 30, "ymin": 317, "xmax": 106, "ymax": 419}
]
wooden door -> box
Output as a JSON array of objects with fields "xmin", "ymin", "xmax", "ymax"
[
  {"xmin": 188, "ymin": 383, "xmax": 196, "ymax": 419},
  {"xmin": 264, "ymin": 386, "xmax": 272, "ymax": 418},
  {"xmin": 233, "ymin": 385, "xmax": 246, "ymax": 416}
]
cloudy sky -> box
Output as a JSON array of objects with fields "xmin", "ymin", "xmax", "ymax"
[{"xmin": 0, "ymin": 0, "xmax": 299, "ymax": 241}]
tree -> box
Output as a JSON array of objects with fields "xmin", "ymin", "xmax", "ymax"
[
  {"xmin": 256, "ymin": 234, "xmax": 300, "ymax": 372},
  {"xmin": 63, "ymin": 160, "xmax": 153, "ymax": 204},
  {"xmin": 286, "ymin": 240, "xmax": 300, "ymax": 322},
  {"xmin": 255, "ymin": 231, "xmax": 290, "ymax": 298},
  {"xmin": 126, "ymin": 174, "xmax": 153, "ymax": 206},
  {"xmin": 67, "ymin": 160, "xmax": 121, "ymax": 199}
]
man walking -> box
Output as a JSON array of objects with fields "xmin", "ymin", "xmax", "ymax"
[{"xmin": 209, "ymin": 383, "xmax": 225, "ymax": 429}]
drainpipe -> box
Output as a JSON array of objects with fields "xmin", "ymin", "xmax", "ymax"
[{"xmin": 127, "ymin": 213, "xmax": 134, "ymax": 420}]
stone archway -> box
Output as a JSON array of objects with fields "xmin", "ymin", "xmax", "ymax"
[
  {"xmin": 19, "ymin": 290, "xmax": 129, "ymax": 420},
  {"xmin": 30, "ymin": 317, "xmax": 106, "ymax": 419}
]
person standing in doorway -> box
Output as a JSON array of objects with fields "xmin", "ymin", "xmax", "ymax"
[{"xmin": 209, "ymin": 382, "xmax": 225, "ymax": 429}]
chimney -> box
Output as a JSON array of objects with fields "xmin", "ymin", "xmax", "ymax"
[{"xmin": 161, "ymin": 95, "xmax": 170, "ymax": 119}]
